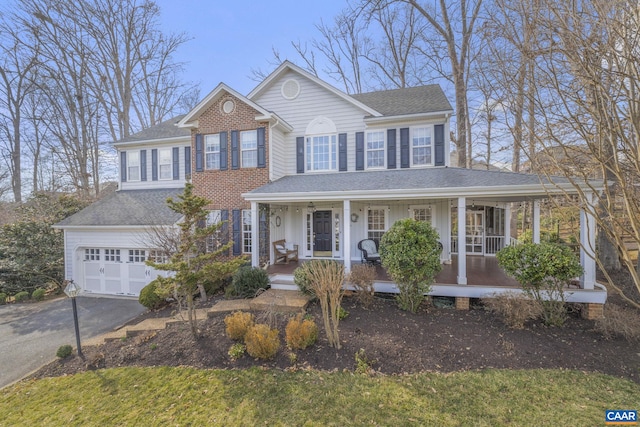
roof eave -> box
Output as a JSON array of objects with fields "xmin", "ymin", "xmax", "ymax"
[
  {"xmin": 363, "ymin": 110, "xmax": 454, "ymax": 125},
  {"xmin": 112, "ymin": 135, "xmax": 191, "ymax": 147}
]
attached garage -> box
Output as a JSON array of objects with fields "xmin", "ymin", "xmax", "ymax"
[{"xmin": 54, "ymin": 188, "xmax": 183, "ymax": 297}]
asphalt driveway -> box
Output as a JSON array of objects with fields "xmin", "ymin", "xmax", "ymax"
[{"xmin": 0, "ymin": 295, "xmax": 146, "ymax": 388}]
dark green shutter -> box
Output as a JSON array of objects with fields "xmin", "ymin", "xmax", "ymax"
[
  {"xmin": 296, "ymin": 137, "xmax": 304, "ymax": 173},
  {"xmin": 257, "ymin": 127, "xmax": 266, "ymax": 168},
  {"xmin": 220, "ymin": 131, "xmax": 228, "ymax": 171},
  {"xmin": 173, "ymin": 147, "xmax": 179, "ymax": 179},
  {"xmin": 120, "ymin": 151, "xmax": 127, "ymax": 182},
  {"xmin": 231, "ymin": 131, "xmax": 239, "ymax": 169},
  {"xmin": 434, "ymin": 124, "xmax": 445, "ymax": 166},
  {"xmin": 232, "ymin": 209, "xmax": 241, "ymax": 255},
  {"xmin": 355, "ymin": 132, "xmax": 364, "ymax": 171},
  {"xmin": 184, "ymin": 146, "xmax": 191, "ymax": 176},
  {"xmin": 400, "ymin": 128, "xmax": 410, "ymax": 168},
  {"xmin": 387, "ymin": 129, "xmax": 396, "ymax": 169},
  {"xmin": 195, "ymin": 134, "xmax": 203, "ymax": 172},
  {"xmin": 338, "ymin": 133, "xmax": 347, "ymax": 171},
  {"xmin": 151, "ymin": 149, "xmax": 158, "ymax": 181},
  {"xmin": 140, "ymin": 150, "xmax": 147, "ymax": 181}
]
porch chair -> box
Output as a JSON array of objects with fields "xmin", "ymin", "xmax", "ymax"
[
  {"xmin": 358, "ymin": 239, "xmax": 381, "ymax": 265},
  {"xmin": 272, "ymin": 239, "xmax": 299, "ymax": 264}
]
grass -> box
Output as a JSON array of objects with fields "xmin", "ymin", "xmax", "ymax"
[{"xmin": 1, "ymin": 367, "xmax": 638, "ymax": 426}]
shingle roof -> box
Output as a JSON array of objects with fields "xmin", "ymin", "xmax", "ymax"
[
  {"xmin": 247, "ymin": 167, "xmax": 568, "ymax": 196},
  {"xmin": 55, "ymin": 188, "xmax": 184, "ymax": 227},
  {"xmin": 116, "ymin": 115, "xmax": 190, "ymax": 144},
  {"xmin": 351, "ymin": 85, "xmax": 453, "ymax": 116}
]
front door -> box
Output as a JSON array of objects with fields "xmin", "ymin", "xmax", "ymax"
[{"xmin": 313, "ymin": 210, "xmax": 332, "ymax": 253}]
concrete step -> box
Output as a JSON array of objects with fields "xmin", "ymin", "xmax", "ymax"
[{"xmin": 249, "ymin": 289, "xmax": 310, "ymax": 313}]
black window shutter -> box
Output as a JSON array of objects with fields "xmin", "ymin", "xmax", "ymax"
[
  {"xmin": 184, "ymin": 146, "xmax": 191, "ymax": 176},
  {"xmin": 400, "ymin": 127, "xmax": 410, "ymax": 168},
  {"xmin": 232, "ymin": 209, "xmax": 241, "ymax": 255},
  {"xmin": 172, "ymin": 147, "xmax": 179, "ymax": 180},
  {"xmin": 434, "ymin": 124, "xmax": 445, "ymax": 166},
  {"xmin": 220, "ymin": 131, "xmax": 228, "ymax": 171},
  {"xmin": 355, "ymin": 132, "xmax": 364, "ymax": 171},
  {"xmin": 257, "ymin": 127, "xmax": 266, "ymax": 168},
  {"xmin": 338, "ymin": 133, "xmax": 347, "ymax": 171},
  {"xmin": 151, "ymin": 149, "xmax": 158, "ymax": 181},
  {"xmin": 296, "ymin": 137, "xmax": 304, "ymax": 174},
  {"xmin": 140, "ymin": 150, "xmax": 147, "ymax": 181},
  {"xmin": 195, "ymin": 134, "xmax": 204, "ymax": 172},
  {"xmin": 221, "ymin": 209, "xmax": 229, "ymax": 255},
  {"xmin": 120, "ymin": 151, "xmax": 127, "ymax": 182},
  {"xmin": 231, "ymin": 130, "xmax": 239, "ymax": 169},
  {"xmin": 387, "ymin": 129, "xmax": 397, "ymax": 169}
]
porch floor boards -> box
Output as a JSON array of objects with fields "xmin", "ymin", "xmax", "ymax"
[{"xmin": 266, "ymin": 255, "xmax": 520, "ymax": 287}]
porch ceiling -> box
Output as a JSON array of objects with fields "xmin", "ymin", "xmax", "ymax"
[{"xmin": 244, "ymin": 167, "xmax": 602, "ymax": 203}]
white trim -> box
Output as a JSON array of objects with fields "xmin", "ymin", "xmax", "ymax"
[
  {"xmin": 363, "ymin": 111, "xmax": 454, "ymax": 125},
  {"xmin": 532, "ymin": 199, "xmax": 541, "ymax": 244},
  {"xmin": 343, "ymin": 200, "xmax": 351, "ymax": 272},
  {"xmin": 247, "ymin": 60, "xmax": 381, "ymax": 117},
  {"xmin": 365, "ymin": 130, "xmax": 386, "ymax": 170},
  {"xmin": 113, "ymin": 135, "xmax": 190, "ymax": 148},
  {"xmin": 410, "ymin": 125, "xmax": 434, "ymax": 167},
  {"xmin": 457, "ymin": 197, "xmax": 467, "ymax": 285}
]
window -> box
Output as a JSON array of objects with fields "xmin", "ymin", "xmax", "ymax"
[
  {"xmin": 367, "ymin": 208, "xmax": 387, "ymax": 243},
  {"xmin": 412, "ymin": 127, "xmax": 432, "ymax": 166},
  {"xmin": 128, "ymin": 151, "xmax": 140, "ymax": 181},
  {"xmin": 148, "ymin": 250, "xmax": 168, "ymax": 264},
  {"xmin": 366, "ymin": 131, "xmax": 385, "ymax": 168},
  {"xmin": 206, "ymin": 210, "xmax": 222, "ymax": 252},
  {"xmin": 411, "ymin": 206, "xmax": 432, "ymax": 224},
  {"xmin": 84, "ymin": 248, "xmax": 100, "ymax": 261},
  {"xmin": 104, "ymin": 249, "xmax": 121, "ymax": 262},
  {"xmin": 241, "ymin": 130, "xmax": 257, "ymax": 168},
  {"xmin": 306, "ymin": 135, "xmax": 337, "ymax": 171},
  {"xmin": 242, "ymin": 210, "xmax": 252, "ymax": 253},
  {"xmin": 159, "ymin": 148, "xmax": 172, "ymax": 180},
  {"xmin": 128, "ymin": 249, "xmax": 146, "ymax": 263},
  {"xmin": 205, "ymin": 134, "xmax": 220, "ymax": 170}
]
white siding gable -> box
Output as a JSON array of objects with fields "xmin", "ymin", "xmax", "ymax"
[{"xmin": 119, "ymin": 138, "xmax": 191, "ymax": 190}]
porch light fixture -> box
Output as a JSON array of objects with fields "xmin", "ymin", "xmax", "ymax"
[
  {"xmin": 63, "ymin": 280, "xmax": 83, "ymax": 359},
  {"xmin": 307, "ymin": 202, "xmax": 316, "ymax": 213}
]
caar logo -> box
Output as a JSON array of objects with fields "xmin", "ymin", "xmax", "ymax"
[{"xmin": 605, "ymin": 410, "xmax": 637, "ymax": 425}]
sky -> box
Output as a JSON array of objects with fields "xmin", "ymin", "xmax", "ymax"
[{"xmin": 154, "ymin": 0, "xmax": 348, "ymax": 95}]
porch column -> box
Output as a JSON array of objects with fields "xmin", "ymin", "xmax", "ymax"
[
  {"xmin": 504, "ymin": 204, "xmax": 512, "ymax": 245},
  {"xmin": 580, "ymin": 192, "xmax": 596, "ymax": 290},
  {"xmin": 343, "ymin": 199, "xmax": 352, "ymax": 272},
  {"xmin": 251, "ymin": 201, "xmax": 259, "ymax": 268},
  {"xmin": 532, "ymin": 199, "xmax": 541, "ymax": 244},
  {"xmin": 457, "ymin": 197, "xmax": 467, "ymax": 285}
]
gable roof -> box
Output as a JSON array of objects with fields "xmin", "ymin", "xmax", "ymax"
[
  {"xmin": 54, "ymin": 188, "xmax": 184, "ymax": 228},
  {"xmin": 244, "ymin": 167, "xmax": 598, "ymax": 202},
  {"xmin": 247, "ymin": 60, "xmax": 381, "ymax": 117},
  {"xmin": 115, "ymin": 115, "xmax": 190, "ymax": 145},
  {"xmin": 178, "ymin": 83, "xmax": 274, "ymax": 128},
  {"xmin": 352, "ymin": 85, "xmax": 453, "ymax": 116}
]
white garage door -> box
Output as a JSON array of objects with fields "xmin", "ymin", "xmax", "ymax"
[{"xmin": 80, "ymin": 248, "xmax": 163, "ymax": 296}]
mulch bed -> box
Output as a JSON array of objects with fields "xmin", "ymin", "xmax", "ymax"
[{"xmin": 30, "ymin": 293, "xmax": 640, "ymax": 383}]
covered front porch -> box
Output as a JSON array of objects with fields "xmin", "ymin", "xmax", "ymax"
[{"xmin": 244, "ymin": 168, "xmax": 606, "ymax": 306}]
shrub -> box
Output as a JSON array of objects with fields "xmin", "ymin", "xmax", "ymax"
[
  {"xmin": 594, "ymin": 304, "xmax": 640, "ymax": 342},
  {"xmin": 354, "ymin": 348, "xmax": 375, "ymax": 375},
  {"xmin": 228, "ymin": 343, "xmax": 246, "ymax": 361},
  {"xmin": 338, "ymin": 306, "xmax": 349, "ymax": 320},
  {"xmin": 31, "ymin": 288, "xmax": 46, "ymax": 302},
  {"xmin": 0, "ymin": 292, "xmax": 6, "ymax": 305},
  {"xmin": 138, "ymin": 281, "xmax": 166, "ymax": 309},
  {"xmin": 482, "ymin": 292, "xmax": 543, "ymax": 329},
  {"xmin": 56, "ymin": 344, "xmax": 73, "ymax": 359},
  {"xmin": 224, "ymin": 311, "xmax": 255, "ymax": 341},
  {"xmin": 380, "ymin": 218, "xmax": 442, "ymax": 313},
  {"xmin": 293, "ymin": 264, "xmax": 314, "ymax": 297},
  {"xmin": 497, "ymin": 243, "xmax": 583, "ymax": 326},
  {"xmin": 303, "ymin": 260, "xmax": 345, "ymax": 349},
  {"xmin": 347, "ymin": 264, "xmax": 376, "ymax": 308},
  {"xmin": 13, "ymin": 291, "xmax": 29, "ymax": 303},
  {"xmin": 230, "ymin": 266, "xmax": 270, "ymax": 298},
  {"xmin": 285, "ymin": 314, "xmax": 318, "ymax": 350},
  {"xmin": 245, "ymin": 323, "xmax": 280, "ymax": 359}
]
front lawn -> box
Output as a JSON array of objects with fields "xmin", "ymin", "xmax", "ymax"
[{"xmin": 2, "ymin": 367, "xmax": 637, "ymax": 426}]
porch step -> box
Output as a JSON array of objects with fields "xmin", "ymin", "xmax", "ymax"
[
  {"xmin": 249, "ymin": 289, "xmax": 310, "ymax": 313},
  {"xmin": 270, "ymin": 274, "xmax": 298, "ymax": 291}
]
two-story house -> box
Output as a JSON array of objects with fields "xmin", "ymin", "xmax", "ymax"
[{"xmin": 55, "ymin": 61, "xmax": 606, "ymax": 317}]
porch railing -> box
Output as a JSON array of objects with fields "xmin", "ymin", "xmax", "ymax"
[{"xmin": 450, "ymin": 235, "xmax": 507, "ymax": 255}]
